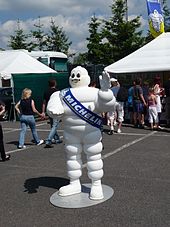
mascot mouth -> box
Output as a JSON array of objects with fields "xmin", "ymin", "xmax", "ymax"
[{"xmin": 72, "ymin": 79, "xmax": 80, "ymax": 83}]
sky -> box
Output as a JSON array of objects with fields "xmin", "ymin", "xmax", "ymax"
[{"xmin": 0, "ymin": 0, "xmax": 169, "ymax": 55}]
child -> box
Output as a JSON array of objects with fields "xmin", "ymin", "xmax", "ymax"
[
  {"xmin": 148, "ymin": 88, "xmax": 158, "ymax": 130},
  {"xmin": 107, "ymin": 111, "xmax": 116, "ymax": 135}
]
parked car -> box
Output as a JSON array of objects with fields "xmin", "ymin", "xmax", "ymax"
[{"xmin": 0, "ymin": 87, "xmax": 13, "ymax": 120}]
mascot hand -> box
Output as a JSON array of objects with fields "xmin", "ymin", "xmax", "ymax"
[
  {"xmin": 99, "ymin": 71, "xmax": 111, "ymax": 91},
  {"xmin": 47, "ymin": 91, "xmax": 64, "ymax": 117}
]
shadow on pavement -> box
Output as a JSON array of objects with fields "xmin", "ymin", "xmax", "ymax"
[
  {"xmin": 24, "ymin": 177, "xmax": 69, "ymax": 194},
  {"xmin": 6, "ymin": 140, "xmax": 19, "ymax": 145}
]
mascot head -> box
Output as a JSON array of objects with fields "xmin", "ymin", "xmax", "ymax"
[{"xmin": 69, "ymin": 66, "xmax": 90, "ymax": 88}]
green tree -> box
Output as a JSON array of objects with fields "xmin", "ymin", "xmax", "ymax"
[
  {"xmin": 30, "ymin": 16, "xmax": 47, "ymax": 50},
  {"xmin": 8, "ymin": 19, "xmax": 30, "ymax": 50},
  {"xmin": 73, "ymin": 52, "xmax": 88, "ymax": 64},
  {"xmin": 101, "ymin": 0, "xmax": 145, "ymax": 64},
  {"xmin": 144, "ymin": 30, "xmax": 154, "ymax": 44},
  {"xmin": 162, "ymin": 0, "xmax": 170, "ymax": 32},
  {"xmin": 46, "ymin": 19, "xmax": 72, "ymax": 54},
  {"xmin": 86, "ymin": 14, "xmax": 104, "ymax": 64}
]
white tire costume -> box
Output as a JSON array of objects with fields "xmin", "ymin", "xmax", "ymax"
[{"xmin": 47, "ymin": 66, "xmax": 116, "ymax": 200}]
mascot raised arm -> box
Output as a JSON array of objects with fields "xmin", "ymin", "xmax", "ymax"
[{"xmin": 47, "ymin": 66, "xmax": 115, "ymax": 200}]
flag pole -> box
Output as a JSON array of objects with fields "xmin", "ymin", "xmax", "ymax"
[{"xmin": 125, "ymin": 0, "xmax": 128, "ymax": 21}]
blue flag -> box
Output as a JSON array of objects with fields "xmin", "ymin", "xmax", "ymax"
[{"xmin": 146, "ymin": 0, "xmax": 164, "ymax": 37}]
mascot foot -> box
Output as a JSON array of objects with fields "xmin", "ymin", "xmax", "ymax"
[
  {"xmin": 58, "ymin": 180, "xmax": 81, "ymax": 197},
  {"xmin": 90, "ymin": 180, "xmax": 104, "ymax": 200}
]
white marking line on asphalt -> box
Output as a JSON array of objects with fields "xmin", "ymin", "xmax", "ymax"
[
  {"xmin": 6, "ymin": 134, "xmax": 64, "ymax": 154},
  {"xmin": 4, "ymin": 124, "xmax": 168, "ymax": 136},
  {"xmin": 82, "ymin": 131, "xmax": 157, "ymax": 168},
  {"xmin": 6, "ymin": 146, "xmax": 33, "ymax": 154},
  {"xmin": 4, "ymin": 129, "xmax": 20, "ymax": 134},
  {"xmin": 36, "ymin": 122, "xmax": 48, "ymax": 127},
  {"xmin": 36, "ymin": 129, "xmax": 64, "ymax": 132},
  {"xmin": 107, "ymin": 132, "xmax": 170, "ymax": 137},
  {"xmin": 4, "ymin": 128, "xmax": 169, "ymax": 137},
  {"xmin": 4, "ymin": 128, "xmax": 64, "ymax": 133},
  {"xmin": 3, "ymin": 122, "xmax": 47, "ymax": 129},
  {"xmin": 102, "ymin": 131, "xmax": 157, "ymax": 159},
  {"xmin": 3, "ymin": 122, "xmax": 52, "ymax": 134},
  {"xmin": 5, "ymin": 130, "xmax": 165, "ymax": 156}
]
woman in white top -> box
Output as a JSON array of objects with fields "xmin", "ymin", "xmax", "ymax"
[{"xmin": 153, "ymin": 77, "xmax": 164, "ymax": 127}]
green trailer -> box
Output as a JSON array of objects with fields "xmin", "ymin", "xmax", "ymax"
[
  {"xmin": 13, "ymin": 72, "xmax": 69, "ymax": 113},
  {"xmin": 0, "ymin": 50, "xmax": 69, "ymax": 120}
]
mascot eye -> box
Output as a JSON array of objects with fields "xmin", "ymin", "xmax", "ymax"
[
  {"xmin": 77, "ymin": 73, "xmax": 80, "ymax": 78},
  {"xmin": 71, "ymin": 73, "xmax": 75, "ymax": 78}
]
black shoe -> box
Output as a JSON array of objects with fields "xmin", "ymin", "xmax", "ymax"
[
  {"xmin": 139, "ymin": 124, "xmax": 144, "ymax": 129},
  {"xmin": 108, "ymin": 130, "xmax": 113, "ymax": 135},
  {"xmin": 134, "ymin": 124, "xmax": 138, "ymax": 128},
  {"xmin": 31, "ymin": 139, "xmax": 36, "ymax": 143},
  {"xmin": 2, "ymin": 155, "xmax": 10, "ymax": 161},
  {"xmin": 56, "ymin": 140, "xmax": 63, "ymax": 144},
  {"xmin": 44, "ymin": 144, "xmax": 53, "ymax": 148}
]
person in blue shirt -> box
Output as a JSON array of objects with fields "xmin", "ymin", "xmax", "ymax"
[
  {"xmin": 127, "ymin": 83, "xmax": 135, "ymax": 124},
  {"xmin": 132, "ymin": 78, "xmax": 147, "ymax": 128}
]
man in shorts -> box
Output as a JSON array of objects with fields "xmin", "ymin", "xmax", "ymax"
[{"xmin": 132, "ymin": 78, "xmax": 147, "ymax": 128}]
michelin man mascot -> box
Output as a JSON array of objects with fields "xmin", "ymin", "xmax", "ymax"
[{"xmin": 47, "ymin": 66, "xmax": 115, "ymax": 200}]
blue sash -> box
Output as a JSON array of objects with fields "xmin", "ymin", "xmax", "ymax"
[{"xmin": 63, "ymin": 89, "xmax": 102, "ymax": 129}]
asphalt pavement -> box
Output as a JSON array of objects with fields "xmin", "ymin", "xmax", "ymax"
[{"xmin": 0, "ymin": 120, "xmax": 170, "ymax": 227}]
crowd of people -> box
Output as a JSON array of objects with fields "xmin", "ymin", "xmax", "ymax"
[
  {"xmin": 0, "ymin": 78, "xmax": 64, "ymax": 162},
  {"xmin": 0, "ymin": 76, "xmax": 170, "ymax": 162},
  {"xmin": 14, "ymin": 78, "xmax": 63, "ymax": 150},
  {"xmin": 105, "ymin": 76, "xmax": 170, "ymax": 134}
]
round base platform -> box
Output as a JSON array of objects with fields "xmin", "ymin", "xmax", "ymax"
[{"xmin": 50, "ymin": 183, "xmax": 114, "ymax": 209}]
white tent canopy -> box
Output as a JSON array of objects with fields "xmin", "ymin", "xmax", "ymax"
[
  {"xmin": 105, "ymin": 32, "xmax": 170, "ymax": 74},
  {"xmin": 0, "ymin": 50, "xmax": 57, "ymax": 80}
]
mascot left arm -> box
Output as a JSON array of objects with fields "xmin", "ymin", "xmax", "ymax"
[
  {"xmin": 95, "ymin": 71, "xmax": 116, "ymax": 112},
  {"xmin": 46, "ymin": 91, "xmax": 64, "ymax": 118}
]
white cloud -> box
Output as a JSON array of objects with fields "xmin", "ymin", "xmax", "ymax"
[
  {"xmin": 0, "ymin": 0, "xmax": 113, "ymax": 17},
  {"xmin": 0, "ymin": 0, "xmax": 114, "ymax": 52},
  {"xmin": 0, "ymin": 1, "xmax": 10, "ymax": 10},
  {"xmin": 0, "ymin": 0, "xmax": 169, "ymax": 52},
  {"xmin": 0, "ymin": 14, "xmax": 90, "ymax": 53}
]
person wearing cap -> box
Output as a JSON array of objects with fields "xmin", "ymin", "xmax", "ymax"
[
  {"xmin": 107, "ymin": 78, "xmax": 124, "ymax": 134},
  {"xmin": 110, "ymin": 78, "xmax": 118, "ymax": 83}
]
